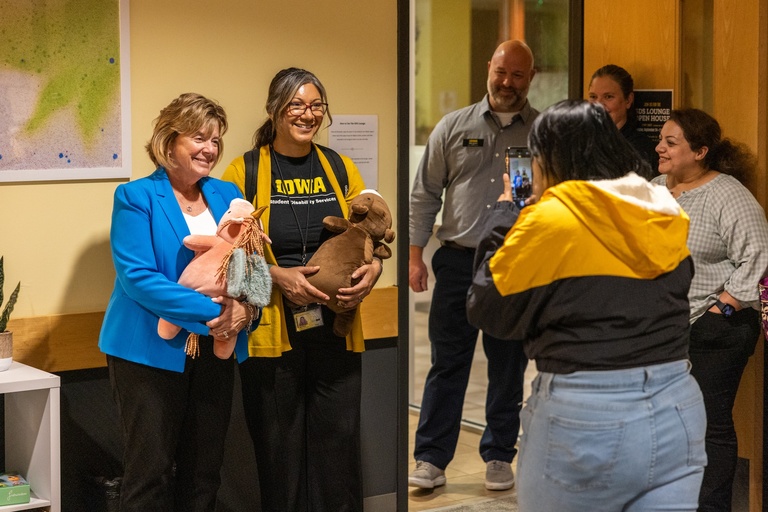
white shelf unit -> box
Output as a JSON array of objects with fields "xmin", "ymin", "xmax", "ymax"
[{"xmin": 0, "ymin": 362, "xmax": 60, "ymax": 512}]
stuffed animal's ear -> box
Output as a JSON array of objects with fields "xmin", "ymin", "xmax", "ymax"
[
  {"xmin": 351, "ymin": 203, "xmax": 370, "ymax": 216},
  {"xmin": 323, "ymin": 216, "xmax": 350, "ymax": 233}
]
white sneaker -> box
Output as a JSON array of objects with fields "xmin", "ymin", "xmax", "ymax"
[
  {"xmin": 485, "ymin": 460, "xmax": 514, "ymax": 490},
  {"xmin": 408, "ymin": 460, "xmax": 446, "ymax": 489}
]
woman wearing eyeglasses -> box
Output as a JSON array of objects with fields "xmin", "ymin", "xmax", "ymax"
[{"xmin": 222, "ymin": 67, "xmax": 380, "ymax": 512}]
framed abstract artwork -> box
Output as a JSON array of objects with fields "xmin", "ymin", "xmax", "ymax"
[{"xmin": 0, "ymin": 0, "xmax": 131, "ymax": 182}]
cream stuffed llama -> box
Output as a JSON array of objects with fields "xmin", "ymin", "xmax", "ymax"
[{"xmin": 158, "ymin": 198, "xmax": 271, "ymax": 359}]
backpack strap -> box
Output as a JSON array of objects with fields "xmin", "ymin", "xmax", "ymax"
[
  {"xmin": 244, "ymin": 149, "xmax": 259, "ymax": 205},
  {"xmin": 316, "ymin": 144, "xmax": 349, "ymax": 196}
]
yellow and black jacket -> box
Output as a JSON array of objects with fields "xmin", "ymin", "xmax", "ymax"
[{"xmin": 467, "ymin": 173, "xmax": 693, "ymax": 374}]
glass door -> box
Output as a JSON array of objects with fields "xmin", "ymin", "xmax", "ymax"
[{"xmin": 407, "ymin": 0, "xmax": 582, "ymax": 426}]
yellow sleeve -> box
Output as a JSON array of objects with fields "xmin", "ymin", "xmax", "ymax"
[{"xmin": 221, "ymin": 155, "xmax": 247, "ymax": 197}]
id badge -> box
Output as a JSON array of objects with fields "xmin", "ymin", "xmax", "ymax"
[{"xmin": 293, "ymin": 304, "xmax": 324, "ymax": 332}]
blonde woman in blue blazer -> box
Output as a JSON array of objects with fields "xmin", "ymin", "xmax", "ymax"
[{"xmin": 99, "ymin": 93, "xmax": 255, "ymax": 512}]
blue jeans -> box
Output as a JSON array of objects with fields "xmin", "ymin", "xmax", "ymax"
[
  {"xmin": 517, "ymin": 360, "xmax": 706, "ymax": 512},
  {"xmin": 414, "ymin": 245, "xmax": 528, "ymax": 469}
]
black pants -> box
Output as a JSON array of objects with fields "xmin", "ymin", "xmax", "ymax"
[
  {"xmin": 239, "ymin": 308, "xmax": 363, "ymax": 512},
  {"xmin": 689, "ymin": 308, "xmax": 759, "ymax": 512},
  {"xmin": 107, "ymin": 337, "xmax": 235, "ymax": 512},
  {"xmin": 414, "ymin": 245, "xmax": 528, "ymax": 469}
]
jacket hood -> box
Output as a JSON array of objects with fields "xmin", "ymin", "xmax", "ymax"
[{"xmin": 546, "ymin": 172, "xmax": 689, "ymax": 278}]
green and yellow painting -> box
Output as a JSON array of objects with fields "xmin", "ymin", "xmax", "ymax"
[{"xmin": 0, "ymin": 0, "xmax": 124, "ymax": 176}]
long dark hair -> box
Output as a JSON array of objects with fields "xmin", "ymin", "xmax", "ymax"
[
  {"xmin": 669, "ymin": 109, "xmax": 755, "ymax": 186},
  {"xmin": 252, "ymin": 67, "xmax": 331, "ymax": 149},
  {"xmin": 590, "ymin": 64, "xmax": 637, "ymax": 122},
  {"xmin": 528, "ymin": 100, "xmax": 650, "ymax": 185}
]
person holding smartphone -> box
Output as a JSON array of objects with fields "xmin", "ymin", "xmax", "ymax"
[{"xmin": 468, "ymin": 100, "xmax": 705, "ymax": 511}]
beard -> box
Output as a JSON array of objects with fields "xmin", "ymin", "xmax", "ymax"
[{"xmin": 488, "ymin": 83, "xmax": 527, "ymax": 112}]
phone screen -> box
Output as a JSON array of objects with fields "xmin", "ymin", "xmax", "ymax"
[{"xmin": 506, "ymin": 147, "xmax": 532, "ymax": 208}]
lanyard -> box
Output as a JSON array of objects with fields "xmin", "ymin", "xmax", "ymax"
[{"xmin": 271, "ymin": 145, "xmax": 314, "ymax": 265}]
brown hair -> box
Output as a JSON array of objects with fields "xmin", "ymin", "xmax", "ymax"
[
  {"xmin": 669, "ymin": 109, "xmax": 755, "ymax": 186},
  {"xmin": 145, "ymin": 93, "xmax": 228, "ymax": 170},
  {"xmin": 252, "ymin": 68, "xmax": 331, "ymax": 149},
  {"xmin": 590, "ymin": 64, "xmax": 636, "ymax": 121}
]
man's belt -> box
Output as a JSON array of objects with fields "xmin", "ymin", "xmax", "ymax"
[{"xmin": 442, "ymin": 240, "xmax": 475, "ymax": 253}]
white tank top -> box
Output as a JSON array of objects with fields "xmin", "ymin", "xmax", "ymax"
[{"xmin": 183, "ymin": 207, "xmax": 217, "ymax": 235}]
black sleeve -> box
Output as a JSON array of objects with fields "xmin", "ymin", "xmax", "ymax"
[{"xmin": 467, "ymin": 201, "xmax": 523, "ymax": 339}]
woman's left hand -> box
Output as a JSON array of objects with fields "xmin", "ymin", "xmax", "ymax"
[
  {"xmin": 206, "ymin": 296, "xmax": 249, "ymax": 339},
  {"xmin": 336, "ymin": 258, "xmax": 383, "ymax": 308}
]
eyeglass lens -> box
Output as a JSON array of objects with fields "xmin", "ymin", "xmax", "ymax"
[{"xmin": 288, "ymin": 102, "xmax": 326, "ymax": 115}]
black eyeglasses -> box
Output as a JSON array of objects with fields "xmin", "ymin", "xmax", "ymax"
[{"xmin": 287, "ymin": 101, "xmax": 328, "ymax": 116}]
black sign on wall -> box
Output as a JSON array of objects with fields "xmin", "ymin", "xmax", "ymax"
[{"xmin": 634, "ymin": 89, "xmax": 674, "ymax": 143}]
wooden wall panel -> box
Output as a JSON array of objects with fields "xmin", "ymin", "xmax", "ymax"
[
  {"xmin": 680, "ymin": 0, "xmax": 713, "ymax": 111},
  {"xmin": 713, "ymin": 1, "xmax": 760, "ymax": 150},
  {"xmin": 8, "ymin": 312, "xmax": 107, "ymax": 373},
  {"xmin": 6, "ymin": 287, "xmax": 399, "ymax": 374},
  {"xmin": 758, "ymin": 0, "xmax": 768, "ymax": 210},
  {"xmin": 583, "ymin": 0, "xmax": 680, "ymax": 96}
]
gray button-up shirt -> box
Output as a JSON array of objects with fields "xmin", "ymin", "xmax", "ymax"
[{"xmin": 410, "ymin": 96, "xmax": 539, "ymax": 249}]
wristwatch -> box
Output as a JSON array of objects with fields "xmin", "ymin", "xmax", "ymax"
[{"xmin": 715, "ymin": 299, "xmax": 735, "ymax": 318}]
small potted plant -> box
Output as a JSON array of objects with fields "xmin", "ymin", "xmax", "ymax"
[{"xmin": 0, "ymin": 256, "xmax": 21, "ymax": 371}]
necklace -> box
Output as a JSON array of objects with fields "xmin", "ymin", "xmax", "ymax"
[
  {"xmin": 174, "ymin": 189, "xmax": 203, "ymax": 214},
  {"xmin": 271, "ymin": 145, "xmax": 314, "ymax": 265}
]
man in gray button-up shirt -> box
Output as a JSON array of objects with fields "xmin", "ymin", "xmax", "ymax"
[{"xmin": 408, "ymin": 39, "xmax": 538, "ymax": 492}]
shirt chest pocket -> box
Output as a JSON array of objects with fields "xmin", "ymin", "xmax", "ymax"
[{"xmin": 454, "ymin": 144, "xmax": 490, "ymax": 176}]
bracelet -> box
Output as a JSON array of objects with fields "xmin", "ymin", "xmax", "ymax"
[{"xmin": 242, "ymin": 302, "xmax": 258, "ymax": 333}]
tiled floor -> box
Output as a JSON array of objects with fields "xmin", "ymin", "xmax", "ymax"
[
  {"xmin": 409, "ymin": 299, "xmax": 536, "ymax": 510},
  {"xmin": 407, "ymin": 410, "xmax": 517, "ymax": 511}
]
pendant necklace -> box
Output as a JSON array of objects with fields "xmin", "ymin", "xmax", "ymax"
[
  {"xmin": 179, "ymin": 196, "xmax": 198, "ymax": 213},
  {"xmin": 175, "ymin": 191, "xmax": 199, "ymax": 213},
  {"xmin": 271, "ymin": 145, "xmax": 314, "ymax": 265}
]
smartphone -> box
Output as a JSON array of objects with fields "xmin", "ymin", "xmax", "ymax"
[{"xmin": 506, "ymin": 147, "xmax": 532, "ymax": 209}]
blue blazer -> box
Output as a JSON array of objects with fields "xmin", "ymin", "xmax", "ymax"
[{"xmin": 99, "ymin": 168, "xmax": 250, "ymax": 372}]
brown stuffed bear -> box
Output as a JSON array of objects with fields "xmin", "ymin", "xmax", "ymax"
[
  {"xmin": 305, "ymin": 189, "xmax": 395, "ymax": 337},
  {"xmin": 158, "ymin": 198, "xmax": 271, "ymax": 359}
]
